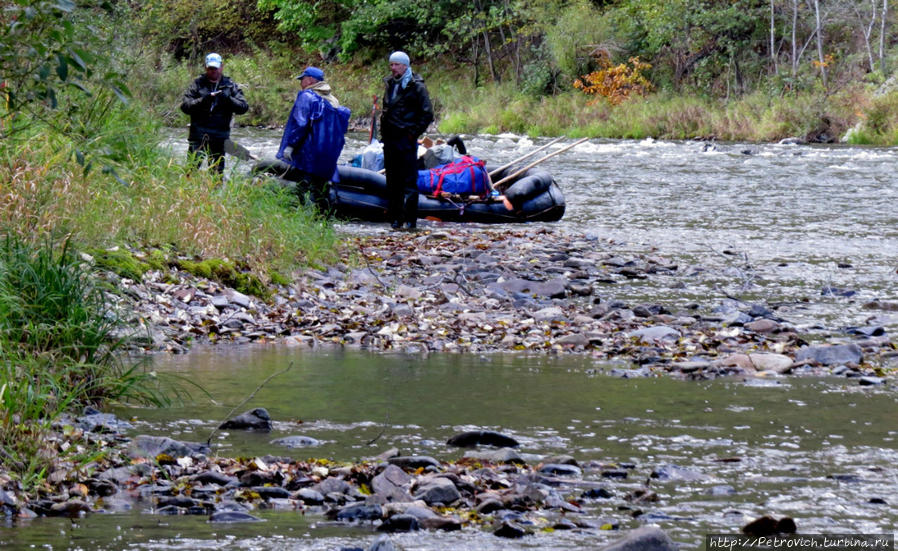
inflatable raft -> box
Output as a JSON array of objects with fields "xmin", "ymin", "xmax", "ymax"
[{"xmin": 252, "ymin": 160, "xmax": 566, "ymax": 224}]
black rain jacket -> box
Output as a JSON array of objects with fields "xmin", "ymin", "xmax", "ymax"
[
  {"xmin": 180, "ymin": 75, "xmax": 248, "ymax": 141},
  {"xmin": 380, "ymin": 72, "xmax": 434, "ymax": 143}
]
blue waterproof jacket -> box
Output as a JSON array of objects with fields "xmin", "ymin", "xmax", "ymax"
[{"xmin": 276, "ymin": 90, "xmax": 351, "ymax": 181}]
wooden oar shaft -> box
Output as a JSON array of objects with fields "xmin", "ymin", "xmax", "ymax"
[
  {"xmin": 488, "ymin": 136, "xmax": 565, "ymax": 178},
  {"xmin": 493, "ymin": 137, "xmax": 589, "ymax": 190}
]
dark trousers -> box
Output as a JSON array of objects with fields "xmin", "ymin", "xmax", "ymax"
[
  {"xmin": 296, "ymin": 174, "xmax": 331, "ymax": 213},
  {"xmin": 188, "ymin": 134, "xmax": 225, "ymax": 174},
  {"xmin": 383, "ymin": 136, "xmax": 418, "ymax": 225}
]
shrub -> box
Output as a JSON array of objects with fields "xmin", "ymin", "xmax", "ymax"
[{"xmin": 574, "ymin": 51, "xmax": 654, "ymax": 106}]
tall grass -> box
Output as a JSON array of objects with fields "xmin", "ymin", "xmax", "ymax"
[
  {"xmin": 0, "ymin": 236, "xmax": 168, "ymax": 491},
  {"xmin": 422, "ymin": 75, "xmax": 871, "ymax": 143},
  {"xmin": 0, "ymin": 103, "xmax": 340, "ymax": 275}
]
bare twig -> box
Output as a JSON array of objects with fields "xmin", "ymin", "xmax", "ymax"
[
  {"xmin": 205, "ymin": 361, "xmax": 295, "ymax": 449},
  {"xmin": 453, "ymin": 273, "xmax": 476, "ymax": 297},
  {"xmin": 364, "ymin": 412, "xmax": 390, "ymax": 446},
  {"xmin": 359, "ymin": 242, "xmax": 388, "ymax": 290}
]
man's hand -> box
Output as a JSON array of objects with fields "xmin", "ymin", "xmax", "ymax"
[{"xmin": 283, "ymin": 146, "xmax": 294, "ymax": 162}]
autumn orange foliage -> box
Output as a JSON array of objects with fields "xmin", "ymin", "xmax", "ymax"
[{"xmin": 573, "ymin": 51, "xmax": 654, "ymax": 105}]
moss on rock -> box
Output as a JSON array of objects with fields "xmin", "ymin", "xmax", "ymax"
[
  {"xmin": 176, "ymin": 258, "xmax": 270, "ymax": 299},
  {"xmin": 89, "ymin": 248, "xmax": 152, "ymax": 281}
]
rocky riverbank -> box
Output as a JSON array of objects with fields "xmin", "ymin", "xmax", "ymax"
[
  {"xmin": 111, "ymin": 226, "xmax": 895, "ymax": 381},
  {"xmin": 3, "ymin": 406, "xmax": 795, "ymax": 551},
  {"xmin": 3, "ymin": 225, "xmax": 894, "ymax": 549}
]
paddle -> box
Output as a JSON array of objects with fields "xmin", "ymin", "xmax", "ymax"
[
  {"xmin": 492, "ymin": 137, "xmax": 589, "ymax": 190},
  {"xmin": 224, "ymin": 139, "xmax": 257, "ymax": 161},
  {"xmin": 488, "ymin": 136, "xmax": 565, "ymax": 179},
  {"xmin": 368, "ymin": 95, "xmax": 378, "ymax": 144}
]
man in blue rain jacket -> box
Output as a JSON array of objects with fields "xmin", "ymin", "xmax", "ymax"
[{"xmin": 276, "ymin": 66, "xmax": 351, "ymax": 210}]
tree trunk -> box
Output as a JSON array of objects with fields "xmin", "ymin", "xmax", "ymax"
[
  {"xmin": 502, "ymin": 0, "xmax": 523, "ymax": 85},
  {"xmin": 770, "ymin": 0, "xmax": 778, "ymax": 74},
  {"xmin": 854, "ymin": 0, "xmax": 878, "ymax": 72},
  {"xmin": 791, "ymin": 0, "xmax": 799, "ymax": 77},
  {"xmin": 473, "ymin": 0, "xmax": 498, "ymax": 83},
  {"xmin": 881, "ymin": 0, "xmax": 889, "ymax": 74},
  {"xmin": 813, "ymin": 0, "xmax": 827, "ymax": 87},
  {"xmin": 482, "ymin": 32, "xmax": 498, "ymax": 83},
  {"xmin": 471, "ymin": 30, "xmax": 481, "ymax": 87}
]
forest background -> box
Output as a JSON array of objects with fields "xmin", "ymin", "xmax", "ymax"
[{"xmin": 136, "ymin": 0, "xmax": 898, "ymax": 143}]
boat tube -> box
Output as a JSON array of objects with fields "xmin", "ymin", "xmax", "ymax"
[{"xmin": 252, "ymin": 160, "xmax": 565, "ymax": 224}]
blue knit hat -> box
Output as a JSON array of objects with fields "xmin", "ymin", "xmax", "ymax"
[
  {"xmin": 298, "ymin": 66, "xmax": 325, "ymax": 81},
  {"xmin": 389, "ymin": 51, "xmax": 410, "ymax": 66}
]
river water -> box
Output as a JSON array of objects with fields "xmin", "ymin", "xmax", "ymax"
[
  {"xmin": 3, "ymin": 132, "xmax": 896, "ymax": 550},
  {"xmin": 218, "ymin": 130, "xmax": 897, "ymax": 332}
]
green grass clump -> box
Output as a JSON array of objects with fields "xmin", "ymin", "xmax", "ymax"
[{"xmin": 0, "ymin": 237, "xmax": 167, "ymax": 492}]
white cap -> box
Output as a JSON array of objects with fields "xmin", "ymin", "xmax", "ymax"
[{"xmin": 205, "ymin": 53, "xmax": 222, "ymax": 69}]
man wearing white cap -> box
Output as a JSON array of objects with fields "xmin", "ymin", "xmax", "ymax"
[
  {"xmin": 380, "ymin": 51, "xmax": 434, "ymax": 229},
  {"xmin": 180, "ymin": 52, "xmax": 249, "ymax": 175}
]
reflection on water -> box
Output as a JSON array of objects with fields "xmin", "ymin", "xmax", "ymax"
[{"xmin": 3, "ymin": 346, "xmax": 895, "ymax": 550}]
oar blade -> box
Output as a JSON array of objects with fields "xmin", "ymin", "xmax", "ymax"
[{"xmin": 224, "ymin": 139, "xmax": 257, "ymax": 161}]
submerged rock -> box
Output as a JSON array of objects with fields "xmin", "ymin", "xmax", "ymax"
[
  {"xmin": 271, "ymin": 435, "xmax": 321, "ymax": 448},
  {"xmin": 599, "ymin": 525, "xmax": 679, "ymax": 551},
  {"xmin": 446, "ymin": 430, "xmax": 520, "ymax": 448},
  {"xmin": 219, "ymin": 408, "xmax": 273, "ymax": 431},
  {"xmin": 209, "ymin": 510, "xmax": 265, "ymax": 523}
]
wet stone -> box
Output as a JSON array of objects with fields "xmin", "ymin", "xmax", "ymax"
[
  {"xmin": 463, "ymin": 449, "xmax": 525, "ymax": 465},
  {"xmin": 313, "ymin": 477, "xmax": 351, "ymax": 496},
  {"xmin": 494, "ymin": 520, "xmax": 529, "ymax": 538},
  {"xmin": 413, "ymin": 477, "xmax": 461, "ymax": 506},
  {"xmin": 271, "ymin": 435, "xmax": 321, "ymax": 448},
  {"xmin": 538, "ymin": 464, "xmax": 582, "ymax": 477},
  {"xmin": 795, "ymin": 344, "xmax": 863, "ymax": 366},
  {"xmin": 377, "ymin": 514, "xmax": 420, "ymax": 532},
  {"xmin": 581, "ymin": 487, "xmax": 614, "ymax": 499},
  {"xmin": 219, "ymin": 408, "xmax": 272, "ymax": 431},
  {"xmin": 447, "ymin": 430, "xmax": 519, "ymax": 448},
  {"xmin": 253, "ymin": 486, "xmax": 291, "ymax": 500},
  {"xmin": 600, "ymin": 525, "xmax": 678, "ymax": 551},
  {"xmin": 335, "ymin": 503, "xmax": 383, "ymax": 521},
  {"xmin": 209, "ymin": 510, "xmax": 264, "ymax": 523},
  {"xmin": 295, "ymin": 488, "xmax": 325, "ymax": 505},
  {"xmin": 192, "ymin": 471, "xmax": 237, "ymax": 486},
  {"xmin": 388, "ymin": 456, "xmax": 441, "ymax": 470}
]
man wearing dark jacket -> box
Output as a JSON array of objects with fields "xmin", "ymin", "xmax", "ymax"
[
  {"xmin": 180, "ymin": 53, "xmax": 249, "ymax": 174},
  {"xmin": 380, "ymin": 51, "xmax": 434, "ymax": 229}
]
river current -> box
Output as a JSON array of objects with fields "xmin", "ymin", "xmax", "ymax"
[{"xmin": 1, "ymin": 132, "xmax": 895, "ymax": 550}]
